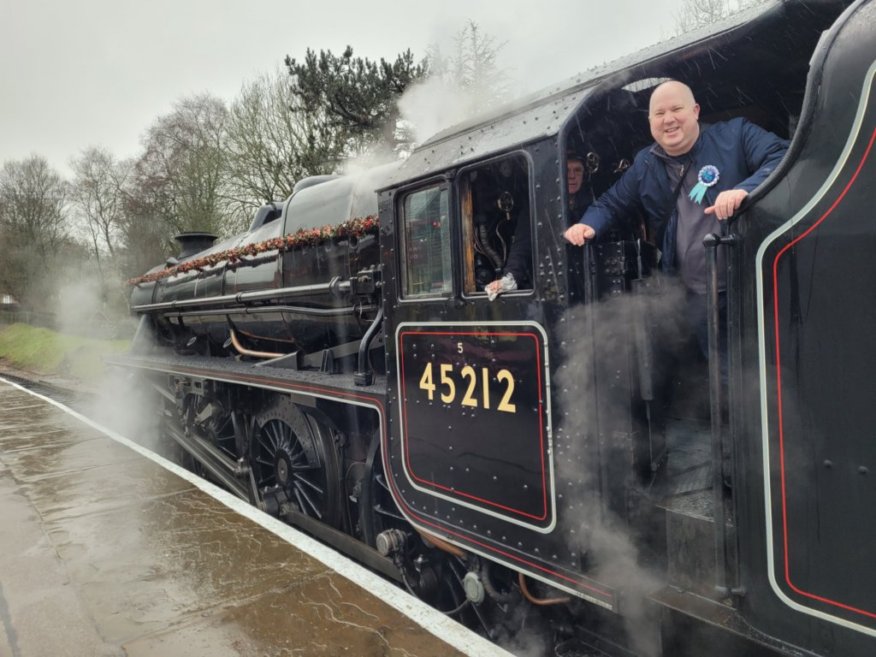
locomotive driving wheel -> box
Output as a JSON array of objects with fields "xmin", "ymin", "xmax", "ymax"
[
  {"xmin": 181, "ymin": 393, "xmax": 238, "ymax": 460},
  {"xmin": 251, "ymin": 398, "xmax": 343, "ymax": 529}
]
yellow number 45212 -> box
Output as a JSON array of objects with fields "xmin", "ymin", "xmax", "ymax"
[{"xmin": 418, "ymin": 362, "xmax": 516, "ymax": 413}]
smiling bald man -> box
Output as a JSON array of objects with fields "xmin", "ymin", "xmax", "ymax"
[{"xmin": 564, "ymin": 80, "xmax": 788, "ymax": 359}]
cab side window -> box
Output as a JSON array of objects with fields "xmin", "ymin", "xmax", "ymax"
[
  {"xmin": 400, "ymin": 186, "xmax": 452, "ymax": 298},
  {"xmin": 460, "ymin": 154, "xmax": 532, "ymax": 295}
]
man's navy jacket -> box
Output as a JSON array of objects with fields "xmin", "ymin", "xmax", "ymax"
[{"xmin": 579, "ymin": 117, "xmax": 789, "ymax": 271}]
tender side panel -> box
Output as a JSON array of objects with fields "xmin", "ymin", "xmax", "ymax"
[{"xmin": 757, "ymin": 60, "xmax": 876, "ymax": 634}]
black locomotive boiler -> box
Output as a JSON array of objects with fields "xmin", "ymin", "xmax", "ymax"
[{"xmin": 117, "ymin": 1, "xmax": 876, "ymax": 655}]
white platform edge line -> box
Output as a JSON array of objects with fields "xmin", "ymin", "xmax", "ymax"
[{"xmin": 0, "ymin": 376, "xmax": 515, "ymax": 657}]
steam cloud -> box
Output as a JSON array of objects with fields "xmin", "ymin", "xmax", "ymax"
[
  {"xmin": 52, "ymin": 277, "xmax": 163, "ymax": 453},
  {"xmin": 551, "ymin": 275, "xmax": 690, "ymax": 657}
]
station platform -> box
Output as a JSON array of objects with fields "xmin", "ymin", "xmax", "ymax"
[{"xmin": 0, "ymin": 377, "xmax": 512, "ymax": 657}]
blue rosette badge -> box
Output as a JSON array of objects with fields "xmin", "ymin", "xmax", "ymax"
[{"xmin": 689, "ymin": 165, "xmax": 720, "ymax": 204}]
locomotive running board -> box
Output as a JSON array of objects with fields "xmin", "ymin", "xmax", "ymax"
[{"xmin": 109, "ymin": 351, "xmax": 388, "ymax": 398}]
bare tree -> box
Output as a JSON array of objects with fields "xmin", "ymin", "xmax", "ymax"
[
  {"xmin": 66, "ymin": 148, "xmax": 142, "ymax": 319},
  {"xmin": 69, "ymin": 147, "xmax": 132, "ymax": 266},
  {"xmin": 675, "ymin": 0, "xmax": 767, "ymax": 34},
  {"xmin": 224, "ymin": 70, "xmax": 345, "ymax": 216},
  {"xmin": 132, "ymin": 94, "xmax": 232, "ymax": 237},
  {"xmin": 116, "ymin": 186, "xmax": 173, "ymax": 281},
  {"xmin": 400, "ymin": 21, "xmax": 510, "ymax": 147},
  {"xmin": 0, "ymin": 155, "xmax": 70, "ymax": 310},
  {"xmin": 0, "ymin": 155, "xmax": 67, "ymax": 253},
  {"xmin": 428, "ymin": 21, "xmax": 510, "ymax": 108}
]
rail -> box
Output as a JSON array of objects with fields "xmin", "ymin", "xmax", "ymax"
[{"xmin": 704, "ymin": 225, "xmax": 739, "ymax": 598}]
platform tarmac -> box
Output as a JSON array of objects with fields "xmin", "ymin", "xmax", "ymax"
[{"xmin": 0, "ymin": 377, "xmax": 513, "ymax": 657}]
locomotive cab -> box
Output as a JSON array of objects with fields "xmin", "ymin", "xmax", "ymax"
[{"xmin": 379, "ymin": 0, "xmax": 876, "ymax": 651}]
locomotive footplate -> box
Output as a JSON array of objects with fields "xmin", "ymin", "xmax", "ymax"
[{"xmin": 109, "ymin": 351, "xmax": 388, "ymax": 400}]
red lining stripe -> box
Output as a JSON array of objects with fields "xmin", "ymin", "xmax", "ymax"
[{"xmin": 770, "ymin": 126, "xmax": 876, "ymax": 620}]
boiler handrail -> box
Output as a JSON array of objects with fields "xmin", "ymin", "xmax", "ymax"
[{"xmin": 132, "ymin": 277, "xmax": 351, "ymax": 313}]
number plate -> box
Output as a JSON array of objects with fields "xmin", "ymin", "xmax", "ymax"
[{"xmin": 395, "ymin": 322, "xmax": 554, "ymax": 529}]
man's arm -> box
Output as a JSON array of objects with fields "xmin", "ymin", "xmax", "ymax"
[
  {"xmin": 705, "ymin": 189, "xmax": 749, "ymax": 220},
  {"xmin": 705, "ymin": 119, "xmax": 790, "ymax": 220},
  {"xmin": 564, "ymin": 155, "xmax": 645, "ymax": 244},
  {"xmin": 502, "ymin": 217, "xmax": 532, "ymax": 285},
  {"xmin": 737, "ymin": 119, "xmax": 790, "ymax": 193}
]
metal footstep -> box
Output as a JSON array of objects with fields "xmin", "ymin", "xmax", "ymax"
[{"xmin": 666, "ymin": 462, "xmax": 713, "ymax": 496}]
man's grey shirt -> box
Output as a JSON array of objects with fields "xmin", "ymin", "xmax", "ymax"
[{"xmin": 654, "ymin": 147, "xmax": 726, "ymax": 295}]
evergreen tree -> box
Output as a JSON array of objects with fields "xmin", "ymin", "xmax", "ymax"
[{"xmin": 285, "ymin": 46, "xmax": 428, "ymax": 154}]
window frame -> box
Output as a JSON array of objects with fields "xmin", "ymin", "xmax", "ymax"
[
  {"xmin": 396, "ymin": 180, "xmax": 455, "ymax": 302},
  {"xmin": 456, "ymin": 150, "xmax": 536, "ymax": 300}
]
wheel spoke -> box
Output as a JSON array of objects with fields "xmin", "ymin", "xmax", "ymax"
[
  {"xmin": 293, "ymin": 472, "xmax": 325, "ymax": 495},
  {"xmin": 284, "ymin": 435, "xmax": 304, "ymax": 459},
  {"xmin": 264, "ymin": 423, "xmax": 275, "ymax": 452},
  {"xmin": 214, "ymin": 415, "xmax": 237, "ymax": 457},
  {"xmin": 294, "ymin": 484, "xmax": 323, "ymax": 519},
  {"xmin": 268, "ymin": 422, "xmax": 282, "ymax": 453},
  {"xmin": 255, "ymin": 455, "xmax": 274, "ymax": 469}
]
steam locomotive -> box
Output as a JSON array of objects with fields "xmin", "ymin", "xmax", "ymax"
[{"xmin": 117, "ymin": 1, "xmax": 876, "ymax": 655}]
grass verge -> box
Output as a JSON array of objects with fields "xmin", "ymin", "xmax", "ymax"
[{"xmin": 0, "ymin": 323, "xmax": 130, "ymax": 384}]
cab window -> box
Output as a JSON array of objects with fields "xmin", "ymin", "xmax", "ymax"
[
  {"xmin": 459, "ymin": 154, "xmax": 532, "ymax": 295},
  {"xmin": 400, "ymin": 186, "xmax": 452, "ymax": 298}
]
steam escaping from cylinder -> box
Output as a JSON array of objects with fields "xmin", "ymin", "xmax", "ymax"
[
  {"xmin": 56, "ymin": 275, "xmax": 114, "ymax": 340},
  {"xmin": 47, "ymin": 276, "xmax": 165, "ymax": 453}
]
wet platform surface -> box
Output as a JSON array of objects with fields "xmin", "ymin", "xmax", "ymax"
[{"xmin": 0, "ymin": 378, "xmax": 511, "ymax": 657}]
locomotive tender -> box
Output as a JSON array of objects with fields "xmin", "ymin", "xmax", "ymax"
[{"xmin": 117, "ymin": 1, "xmax": 876, "ymax": 655}]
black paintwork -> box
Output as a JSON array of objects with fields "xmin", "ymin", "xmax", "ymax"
[
  {"xmin": 122, "ymin": 1, "xmax": 876, "ymax": 655},
  {"xmin": 733, "ymin": 2, "xmax": 876, "ymax": 652},
  {"xmin": 379, "ymin": 0, "xmax": 875, "ymax": 652}
]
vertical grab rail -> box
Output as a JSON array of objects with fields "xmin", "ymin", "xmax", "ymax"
[
  {"xmin": 581, "ymin": 243, "xmax": 610, "ymax": 519},
  {"xmin": 354, "ymin": 307, "xmax": 385, "ymax": 386},
  {"xmin": 703, "ymin": 226, "xmax": 737, "ymax": 597}
]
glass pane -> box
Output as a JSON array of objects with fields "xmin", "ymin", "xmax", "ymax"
[
  {"xmin": 461, "ymin": 154, "xmax": 532, "ymax": 294},
  {"xmin": 402, "ymin": 187, "xmax": 451, "ymax": 297}
]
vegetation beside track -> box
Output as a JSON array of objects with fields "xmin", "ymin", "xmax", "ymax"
[{"xmin": 0, "ymin": 323, "xmax": 129, "ymax": 383}]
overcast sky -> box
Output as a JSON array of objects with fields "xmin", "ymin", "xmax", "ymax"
[{"xmin": 1, "ymin": 0, "xmax": 688, "ymax": 176}]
